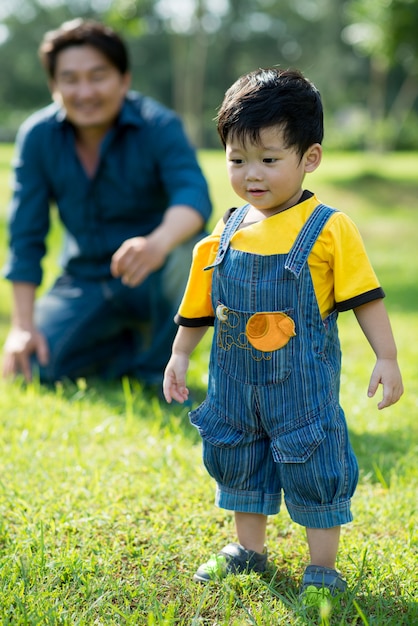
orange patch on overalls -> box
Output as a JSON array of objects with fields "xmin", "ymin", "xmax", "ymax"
[{"xmin": 246, "ymin": 312, "xmax": 296, "ymax": 352}]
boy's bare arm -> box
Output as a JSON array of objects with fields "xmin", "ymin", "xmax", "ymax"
[
  {"xmin": 163, "ymin": 325, "xmax": 209, "ymax": 404},
  {"xmin": 353, "ymin": 299, "xmax": 403, "ymax": 409}
]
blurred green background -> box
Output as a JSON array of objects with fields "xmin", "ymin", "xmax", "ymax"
[
  {"xmin": 0, "ymin": 0, "xmax": 417, "ymax": 150},
  {"xmin": 0, "ymin": 4, "xmax": 417, "ymax": 617}
]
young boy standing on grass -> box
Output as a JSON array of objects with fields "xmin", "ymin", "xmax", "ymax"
[{"xmin": 163, "ymin": 68, "xmax": 403, "ymax": 598}]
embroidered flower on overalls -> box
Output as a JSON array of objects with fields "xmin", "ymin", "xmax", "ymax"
[{"xmin": 246, "ymin": 312, "xmax": 296, "ymax": 352}]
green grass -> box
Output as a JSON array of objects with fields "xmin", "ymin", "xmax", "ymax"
[{"xmin": 0, "ymin": 147, "xmax": 417, "ymax": 624}]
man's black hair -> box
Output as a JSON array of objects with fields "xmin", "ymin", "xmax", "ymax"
[{"xmin": 39, "ymin": 18, "xmax": 129, "ymax": 78}]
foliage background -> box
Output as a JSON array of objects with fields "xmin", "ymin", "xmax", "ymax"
[{"xmin": 0, "ymin": 0, "xmax": 417, "ymax": 150}]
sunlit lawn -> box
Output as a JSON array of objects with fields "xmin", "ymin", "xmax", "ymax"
[{"xmin": 0, "ymin": 147, "xmax": 416, "ymax": 624}]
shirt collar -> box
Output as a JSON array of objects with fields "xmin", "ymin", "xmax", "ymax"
[{"xmin": 115, "ymin": 93, "xmax": 144, "ymax": 129}]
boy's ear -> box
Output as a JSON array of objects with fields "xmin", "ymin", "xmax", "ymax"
[{"xmin": 304, "ymin": 143, "xmax": 322, "ymax": 173}]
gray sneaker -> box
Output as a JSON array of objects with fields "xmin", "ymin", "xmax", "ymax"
[
  {"xmin": 193, "ymin": 542, "xmax": 268, "ymax": 583},
  {"xmin": 300, "ymin": 565, "xmax": 347, "ymax": 603}
]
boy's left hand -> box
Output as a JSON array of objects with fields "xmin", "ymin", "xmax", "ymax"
[{"xmin": 367, "ymin": 358, "xmax": 404, "ymax": 409}]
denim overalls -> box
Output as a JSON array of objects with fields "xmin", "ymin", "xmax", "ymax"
[{"xmin": 190, "ymin": 204, "xmax": 359, "ymax": 529}]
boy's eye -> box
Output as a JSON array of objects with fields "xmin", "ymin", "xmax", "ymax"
[
  {"xmin": 263, "ymin": 158, "xmax": 277, "ymax": 163},
  {"xmin": 230, "ymin": 158, "xmax": 244, "ymax": 164}
]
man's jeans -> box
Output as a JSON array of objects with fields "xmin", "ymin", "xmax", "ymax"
[{"xmin": 33, "ymin": 236, "xmax": 200, "ymax": 385}]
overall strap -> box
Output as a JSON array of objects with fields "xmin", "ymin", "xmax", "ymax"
[
  {"xmin": 204, "ymin": 205, "xmax": 250, "ymax": 271},
  {"xmin": 285, "ymin": 204, "xmax": 338, "ymax": 277}
]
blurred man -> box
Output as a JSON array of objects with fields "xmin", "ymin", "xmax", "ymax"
[{"xmin": 2, "ymin": 18, "xmax": 212, "ymax": 385}]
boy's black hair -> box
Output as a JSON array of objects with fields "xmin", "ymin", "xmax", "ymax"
[
  {"xmin": 38, "ymin": 18, "xmax": 129, "ymax": 79},
  {"xmin": 217, "ymin": 68, "xmax": 323, "ymax": 157}
]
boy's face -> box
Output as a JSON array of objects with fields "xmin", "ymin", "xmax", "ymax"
[
  {"xmin": 225, "ymin": 126, "xmax": 321, "ymax": 217},
  {"xmin": 50, "ymin": 44, "xmax": 131, "ymax": 134}
]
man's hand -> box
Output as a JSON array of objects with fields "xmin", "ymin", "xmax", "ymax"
[
  {"xmin": 110, "ymin": 205, "xmax": 205, "ymax": 287},
  {"xmin": 3, "ymin": 327, "xmax": 49, "ymax": 381},
  {"xmin": 110, "ymin": 236, "xmax": 167, "ymax": 287}
]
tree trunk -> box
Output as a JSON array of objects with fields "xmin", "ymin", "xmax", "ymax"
[{"xmin": 169, "ymin": 1, "xmax": 209, "ymax": 147}]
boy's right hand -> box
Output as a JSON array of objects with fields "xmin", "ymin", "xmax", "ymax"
[{"xmin": 163, "ymin": 353, "xmax": 190, "ymax": 404}]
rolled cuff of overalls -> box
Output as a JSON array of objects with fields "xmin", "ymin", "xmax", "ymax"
[
  {"xmin": 285, "ymin": 496, "xmax": 354, "ymax": 528},
  {"xmin": 215, "ymin": 484, "xmax": 282, "ymax": 517}
]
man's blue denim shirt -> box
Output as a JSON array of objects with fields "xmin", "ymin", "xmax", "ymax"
[{"xmin": 4, "ymin": 91, "xmax": 212, "ymax": 284}]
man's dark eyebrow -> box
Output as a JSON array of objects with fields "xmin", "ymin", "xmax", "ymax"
[{"xmin": 57, "ymin": 64, "xmax": 109, "ymax": 78}]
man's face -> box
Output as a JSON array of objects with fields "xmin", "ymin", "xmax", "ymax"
[{"xmin": 50, "ymin": 44, "xmax": 131, "ymax": 132}]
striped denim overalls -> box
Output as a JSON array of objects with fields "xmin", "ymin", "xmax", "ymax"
[{"xmin": 190, "ymin": 204, "xmax": 359, "ymax": 528}]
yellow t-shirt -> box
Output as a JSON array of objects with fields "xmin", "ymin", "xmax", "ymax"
[{"xmin": 177, "ymin": 194, "xmax": 384, "ymax": 325}]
